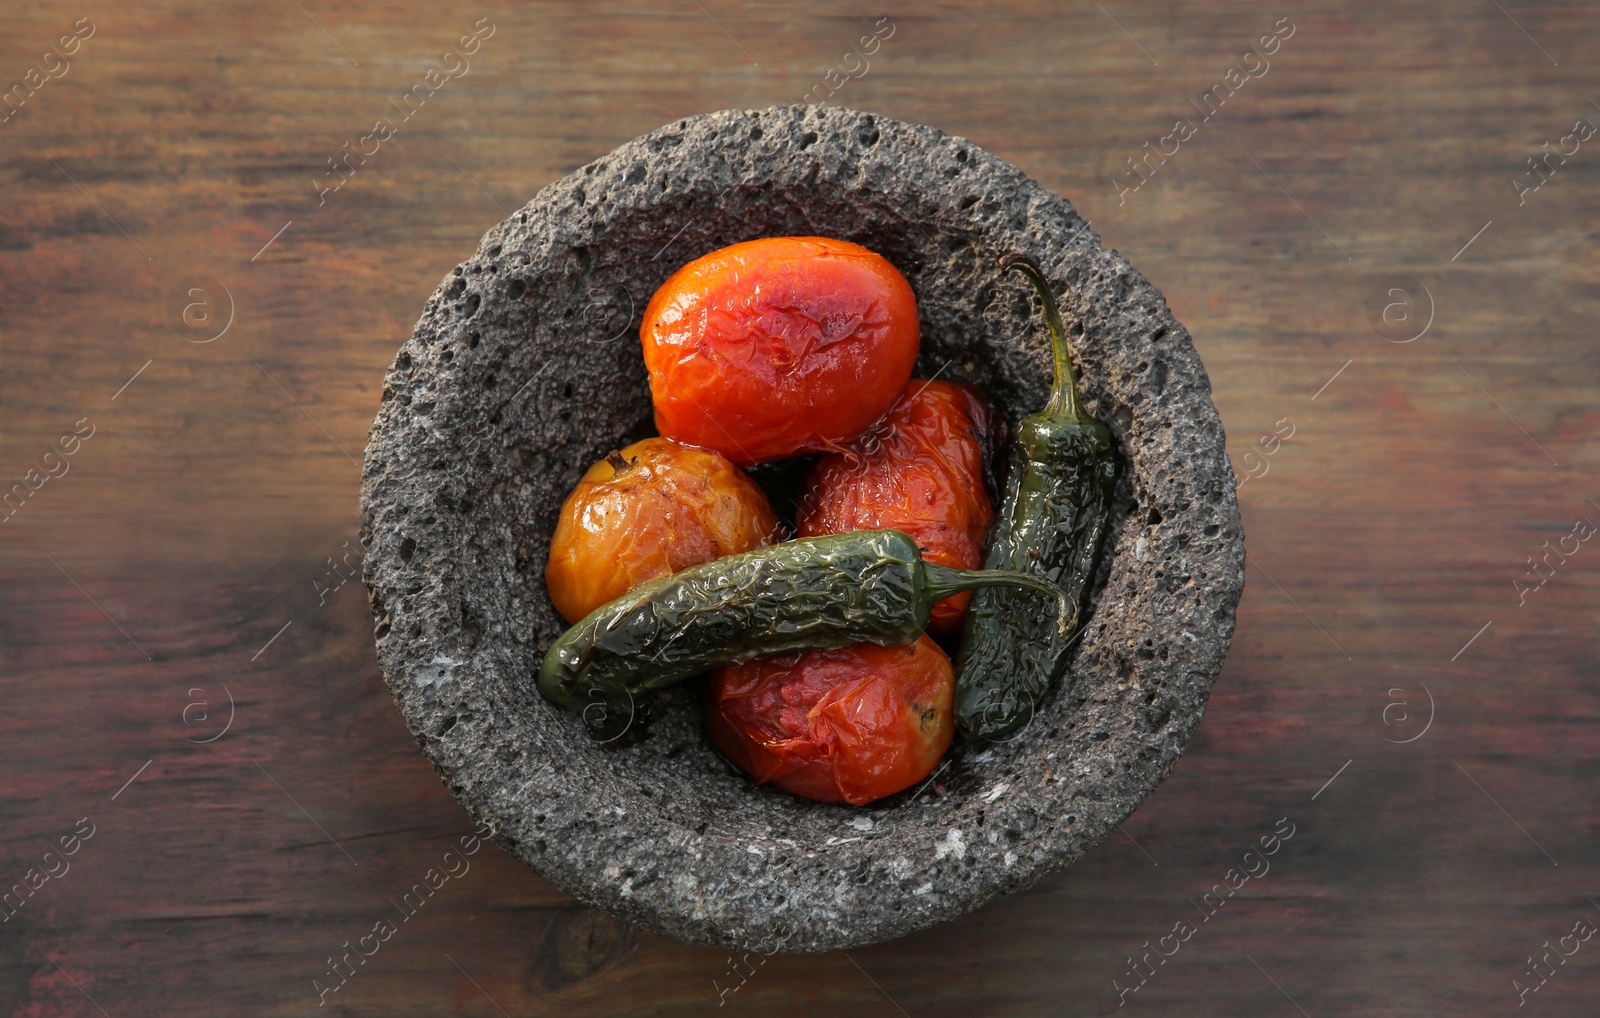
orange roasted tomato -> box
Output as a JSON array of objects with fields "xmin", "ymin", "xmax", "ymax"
[
  {"xmin": 544, "ymin": 437, "xmax": 780, "ymax": 623},
  {"xmin": 796, "ymin": 379, "xmax": 999, "ymax": 632},
  {"xmin": 640, "ymin": 236, "xmax": 920, "ymax": 466},
  {"xmin": 707, "ymin": 637, "xmax": 954, "ymax": 806}
]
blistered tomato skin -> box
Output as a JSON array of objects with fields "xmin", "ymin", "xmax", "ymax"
[
  {"xmin": 707, "ymin": 637, "xmax": 954, "ymax": 806},
  {"xmin": 796, "ymin": 380, "xmax": 998, "ymax": 632},
  {"xmin": 641, "ymin": 237, "xmax": 920, "ymax": 466},
  {"xmin": 544, "ymin": 437, "xmax": 780, "ymax": 623}
]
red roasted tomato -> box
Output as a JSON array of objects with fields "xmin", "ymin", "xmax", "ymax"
[
  {"xmin": 640, "ymin": 236, "xmax": 920, "ymax": 466},
  {"xmin": 796, "ymin": 379, "xmax": 998, "ymax": 632},
  {"xmin": 707, "ymin": 637, "xmax": 954, "ymax": 806},
  {"xmin": 544, "ymin": 437, "xmax": 780, "ymax": 623}
]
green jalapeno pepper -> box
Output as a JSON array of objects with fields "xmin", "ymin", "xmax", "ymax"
[
  {"xmin": 954, "ymin": 254, "xmax": 1117, "ymax": 741},
  {"xmin": 538, "ymin": 528, "xmax": 1067, "ymax": 717}
]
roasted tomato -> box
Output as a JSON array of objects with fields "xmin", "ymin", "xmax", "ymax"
[
  {"xmin": 707, "ymin": 637, "xmax": 954, "ymax": 806},
  {"xmin": 545, "ymin": 437, "xmax": 780, "ymax": 622},
  {"xmin": 640, "ymin": 236, "xmax": 920, "ymax": 466},
  {"xmin": 795, "ymin": 379, "xmax": 999, "ymax": 632}
]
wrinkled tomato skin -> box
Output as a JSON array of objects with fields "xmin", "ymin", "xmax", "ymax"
[
  {"xmin": 707, "ymin": 637, "xmax": 954, "ymax": 806},
  {"xmin": 796, "ymin": 380, "xmax": 998, "ymax": 632},
  {"xmin": 641, "ymin": 237, "xmax": 920, "ymax": 466},
  {"xmin": 544, "ymin": 437, "xmax": 779, "ymax": 622}
]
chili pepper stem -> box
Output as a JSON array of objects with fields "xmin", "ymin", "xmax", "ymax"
[
  {"xmin": 1002, "ymin": 254, "xmax": 1089, "ymax": 423},
  {"xmin": 922, "ymin": 563, "xmax": 1074, "ymax": 636}
]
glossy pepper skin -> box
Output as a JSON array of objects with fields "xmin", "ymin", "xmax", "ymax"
[
  {"xmin": 796, "ymin": 379, "xmax": 1000, "ymax": 633},
  {"xmin": 544, "ymin": 437, "xmax": 779, "ymax": 623},
  {"xmin": 708, "ymin": 637, "xmax": 954, "ymax": 806},
  {"xmin": 640, "ymin": 237, "xmax": 920, "ymax": 466},
  {"xmin": 954, "ymin": 255, "xmax": 1116, "ymax": 741},
  {"xmin": 537, "ymin": 529, "xmax": 1066, "ymax": 718}
]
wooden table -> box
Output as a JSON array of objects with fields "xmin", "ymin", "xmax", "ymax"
[{"xmin": 3, "ymin": 1, "xmax": 1596, "ymax": 1014}]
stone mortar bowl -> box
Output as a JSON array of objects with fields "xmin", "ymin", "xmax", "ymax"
[{"xmin": 360, "ymin": 105, "xmax": 1244, "ymax": 953}]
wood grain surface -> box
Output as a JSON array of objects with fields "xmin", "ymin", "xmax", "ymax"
[{"xmin": 2, "ymin": 1, "xmax": 1598, "ymax": 1014}]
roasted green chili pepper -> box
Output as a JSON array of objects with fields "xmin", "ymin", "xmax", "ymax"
[
  {"xmin": 538, "ymin": 528, "xmax": 1067, "ymax": 715},
  {"xmin": 954, "ymin": 254, "xmax": 1117, "ymax": 741}
]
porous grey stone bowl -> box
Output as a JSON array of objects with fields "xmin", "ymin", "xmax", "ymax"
[{"xmin": 360, "ymin": 105, "xmax": 1244, "ymax": 952}]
